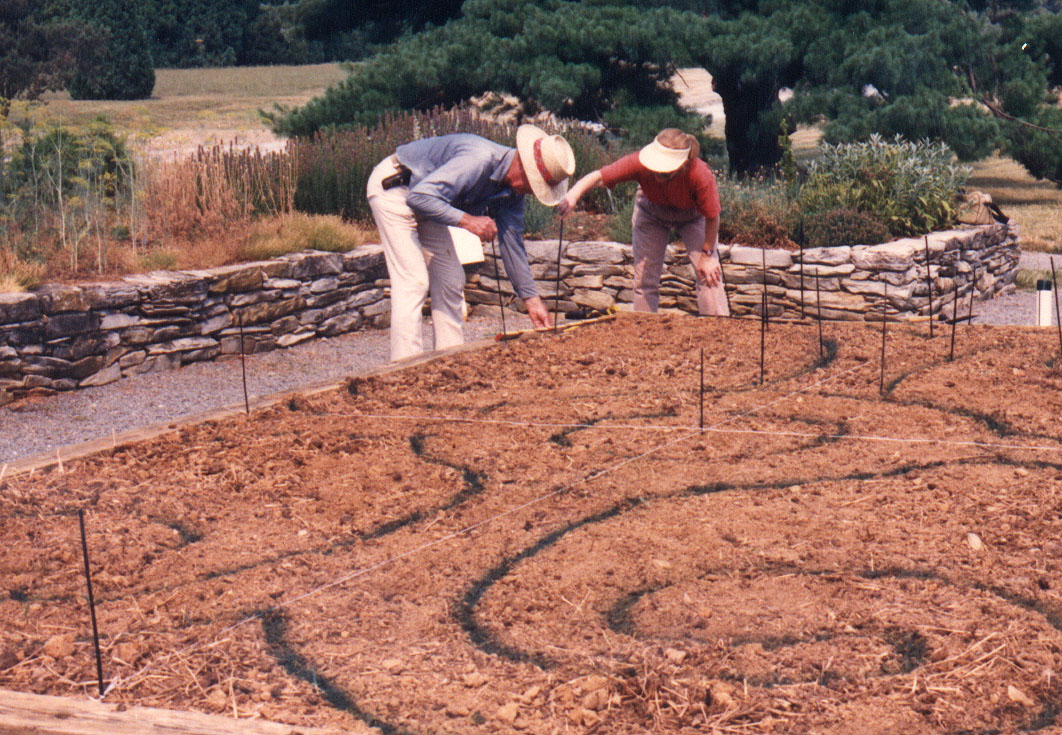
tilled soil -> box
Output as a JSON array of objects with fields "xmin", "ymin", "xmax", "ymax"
[{"xmin": 3, "ymin": 313, "xmax": 1062, "ymax": 735}]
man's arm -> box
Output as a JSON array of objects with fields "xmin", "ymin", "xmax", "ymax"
[{"xmin": 494, "ymin": 197, "xmax": 553, "ymax": 329}]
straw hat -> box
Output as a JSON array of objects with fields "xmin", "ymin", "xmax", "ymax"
[
  {"xmin": 515, "ymin": 124, "xmax": 575, "ymax": 206},
  {"xmin": 638, "ymin": 137, "xmax": 691, "ymax": 173}
]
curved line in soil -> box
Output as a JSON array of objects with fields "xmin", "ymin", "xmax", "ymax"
[
  {"xmin": 261, "ymin": 607, "xmax": 411, "ymax": 735},
  {"xmin": 456, "ymin": 459, "xmax": 1062, "ymax": 732}
]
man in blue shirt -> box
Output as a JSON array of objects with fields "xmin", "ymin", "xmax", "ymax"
[{"xmin": 367, "ymin": 125, "xmax": 576, "ymax": 361}]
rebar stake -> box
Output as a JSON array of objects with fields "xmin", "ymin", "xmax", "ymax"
[
  {"xmin": 78, "ymin": 509, "xmax": 106, "ymax": 697},
  {"xmin": 1052, "ymin": 257, "xmax": 1062, "ymax": 357},
  {"xmin": 798, "ymin": 244, "xmax": 806, "ymax": 319},
  {"xmin": 554, "ymin": 219, "xmax": 564, "ymax": 333},
  {"xmin": 490, "ymin": 237, "xmax": 507, "ymax": 338},
  {"xmin": 880, "ymin": 285, "xmax": 888, "ymax": 395},
  {"xmin": 949, "ymin": 284, "xmax": 959, "ymax": 361},
  {"xmin": 759, "ymin": 291, "xmax": 767, "ymax": 385},
  {"xmin": 238, "ymin": 312, "xmax": 250, "ymax": 415},
  {"xmin": 699, "ymin": 347, "xmax": 705, "ymax": 432},
  {"xmin": 924, "ymin": 235, "xmax": 934, "ymax": 338},
  {"xmin": 815, "ymin": 273, "xmax": 824, "ymax": 364},
  {"xmin": 967, "ymin": 266, "xmax": 977, "ymax": 324}
]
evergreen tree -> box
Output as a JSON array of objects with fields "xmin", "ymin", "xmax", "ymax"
[
  {"xmin": 0, "ymin": 0, "xmax": 93, "ymax": 104},
  {"xmin": 68, "ymin": 0, "xmax": 154, "ymax": 100},
  {"xmin": 270, "ymin": 0, "xmax": 1062, "ymax": 183}
]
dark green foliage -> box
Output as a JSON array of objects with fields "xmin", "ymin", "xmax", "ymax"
[
  {"xmin": 268, "ymin": 0, "xmax": 695, "ymax": 138},
  {"xmin": 1002, "ymin": 108, "xmax": 1062, "ymax": 188},
  {"xmin": 270, "ymin": 0, "xmax": 1061, "ymax": 182},
  {"xmin": 0, "ymin": 0, "xmax": 95, "ymax": 103},
  {"xmin": 802, "ymin": 207, "xmax": 892, "ymax": 249},
  {"xmin": 145, "ymin": 0, "xmax": 297, "ymax": 68},
  {"xmin": 67, "ymin": 0, "xmax": 154, "ymax": 100}
]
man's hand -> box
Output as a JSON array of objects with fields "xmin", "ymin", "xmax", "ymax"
[
  {"xmin": 525, "ymin": 296, "xmax": 554, "ymax": 329},
  {"xmin": 696, "ymin": 252, "xmax": 722, "ymax": 288},
  {"xmin": 459, "ymin": 213, "xmax": 498, "ymax": 242}
]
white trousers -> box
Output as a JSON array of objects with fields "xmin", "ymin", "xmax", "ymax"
[{"xmin": 367, "ymin": 156, "xmax": 466, "ymax": 362}]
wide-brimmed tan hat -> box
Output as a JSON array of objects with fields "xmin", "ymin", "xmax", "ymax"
[
  {"xmin": 515, "ymin": 124, "xmax": 575, "ymax": 206},
  {"xmin": 638, "ymin": 137, "xmax": 691, "ymax": 173}
]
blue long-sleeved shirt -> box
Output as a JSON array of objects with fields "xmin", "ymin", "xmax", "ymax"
[{"xmin": 395, "ymin": 134, "xmax": 537, "ymax": 300}]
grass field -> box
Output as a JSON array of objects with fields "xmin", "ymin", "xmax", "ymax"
[{"xmin": 34, "ymin": 63, "xmax": 349, "ymax": 152}]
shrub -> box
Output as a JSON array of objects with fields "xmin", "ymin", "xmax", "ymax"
[
  {"xmin": 718, "ymin": 174, "xmax": 800, "ymax": 250},
  {"xmin": 799, "ymin": 134, "xmax": 970, "ymax": 237},
  {"xmin": 802, "ymin": 207, "xmax": 892, "ymax": 249}
]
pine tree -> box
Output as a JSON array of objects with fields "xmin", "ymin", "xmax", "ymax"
[{"xmin": 68, "ymin": 0, "xmax": 154, "ymax": 100}]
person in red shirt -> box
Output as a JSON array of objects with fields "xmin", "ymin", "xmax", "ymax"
[{"xmin": 557, "ymin": 129, "xmax": 729, "ymax": 315}]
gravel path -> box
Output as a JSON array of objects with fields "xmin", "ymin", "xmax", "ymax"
[{"xmin": 2, "ymin": 252, "xmax": 1057, "ymax": 467}]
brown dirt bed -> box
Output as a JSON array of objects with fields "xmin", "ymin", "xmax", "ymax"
[{"xmin": 3, "ymin": 313, "xmax": 1062, "ymax": 735}]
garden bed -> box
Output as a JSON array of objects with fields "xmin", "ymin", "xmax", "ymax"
[{"xmin": 2, "ymin": 313, "xmax": 1062, "ymax": 734}]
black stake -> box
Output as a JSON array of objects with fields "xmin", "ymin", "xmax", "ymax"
[
  {"xmin": 1052, "ymin": 257, "xmax": 1062, "ymax": 357},
  {"xmin": 699, "ymin": 347, "xmax": 704, "ymax": 432},
  {"xmin": 759, "ymin": 290, "xmax": 766, "ymax": 384},
  {"xmin": 490, "ymin": 237, "xmax": 507, "ymax": 338},
  {"xmin": 924, "ymin": 235, "xmax": 934, "ymax": 337},
  {"xmin": 798, "ymin": 244, "xmax": 805, "ymax": 319},
  {"xmin": 949, "ymin": 283, "xmax": 959, "ymax": 361},
  {"xmin": 967, "ymin": 266, "xmax": 977, "ymax": 324},
  {"xmin": 880, "ymin": 283, "xmax": 888, "ymax": 395},
  {"xmin": 237, "ymin": 312, "xmax": 250, "ymax": 415},
  {"xmin": 78, "ymin": 509, "xmax": 105, "ymax": 697},
  {"xmin": 815, "ymin": 272, "xmax": 824, "ymax": 364},
  {"xmin": 554, "ymin": 219, "xmax": 564, "ymax": 333},
  {"xmin": 761, "ymin": 244, "xmax": 769, "ymax": 330}
]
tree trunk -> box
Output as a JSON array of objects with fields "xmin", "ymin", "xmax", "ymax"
[{"xmin": 713, "ymin": 74, "xmax": 785, "ymax": 176}]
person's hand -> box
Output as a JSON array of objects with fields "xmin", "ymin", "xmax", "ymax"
[
  {"xmin": 459, "ymin": 214, "xmax": 498, "ymax": 242},
  {"xmin": 697, "ymin": 253, "xmax": 722, "ymax": 288},
  {"xmin": 525, "ymin": 296, "xmax": 554, "ymax": 329},
  {"xmin": 556, "ymin": 192, "xmax": 578, "ymax": 219}
]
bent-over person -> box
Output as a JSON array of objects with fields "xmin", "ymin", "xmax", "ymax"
[
  {"xmin": 558, "ymin": 128, "xmax": 728, "ymax": 316},
  {"xmin": 367, "ymin": 125, "xmax": 576, "ymax": 361}
]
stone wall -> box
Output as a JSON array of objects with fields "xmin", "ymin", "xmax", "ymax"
[
  {"xmin": 474, "ymin": 222, "xmax": 1019, "ymax": 322},
  {"xmin": 0, "ymin": 248, "xmax": 388, "ymax": 405},
  {"xmin": 0, "ymin": 222, "xmax": 1017, "ymax": 404}
]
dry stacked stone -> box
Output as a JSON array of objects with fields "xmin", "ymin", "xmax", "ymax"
[{"xmin": 0, "ymin": 223, "xmax": 1017, "ymax": 404}]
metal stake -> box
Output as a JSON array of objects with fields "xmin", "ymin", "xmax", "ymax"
[
  {"xmin": 490, "ymin": 237, "xmax": 507, "ymax": 338},
  {"xmin": 798, "ymin": 244, "xmax": 805, "ymax": 319},
  {"xmin": 238, "ymin": 312, "xmax": 250, "ymax": 415},
  {"xmin": 949, "ymin": 284, "xmax": 959, "ymax": 361},
  {"xmin": 880, "ymin": 283, "xmax": 888, "ymax": 395},
  {"xmin": 924, "ymin": 235, "xmax": 934, "ymax": 337},
  {"xmin": 815, "ymin": 273, "xmax": 824, "ymax": 364},
  {"xmin": 554, "ymin": 219, "xmax": 564, "ymax": 332},
  {"xmin": 1052, "ymin": 257, "xmax": 1062, "ymax": 356},
  {"xmin": 78, "ymin": 509, "xmax": 106, "ymax": 697},
  {"xmin": 699, "ymin": 347, "xmax": 704, "ymax": 432}
]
